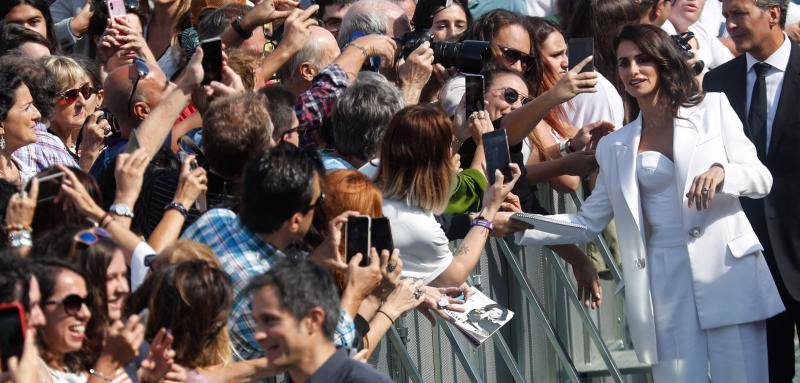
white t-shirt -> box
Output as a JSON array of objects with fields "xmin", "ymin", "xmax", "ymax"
[
  {"xmin": 565, "ymin": 72, "xmax": 625, "ymax": 130},
  {"xmin": 382, "ymin": 198, "xmax": 452, "ymax": 284},
  {"xmin": 525, "ymin": 0, "xmax": 556, "ymax": 17},
  {"xmin": 689, "ymin": 22, "xmax": 734, "ymax": 73}
]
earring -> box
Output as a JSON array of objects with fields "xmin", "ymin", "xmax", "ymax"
[{"xmin": 0, "ymin": 135, "xmax": 6, "ymax": 151}]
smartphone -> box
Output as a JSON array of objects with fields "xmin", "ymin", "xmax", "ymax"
[
  {"xmin": 123, "ymin": 0, "xmax": 140, "ymax": 12},
  {"xmin": 201, "ymin": 37, "xmax": 223, "ymax": 85},
  {"xmin": 568, "ymin": 37, "xmax": 594, "ymax": 73},
  {"xmin": 190, "ymin": 159, "xmax": 208, "ymax": 212},
  {"xmin": 464, "ymin": 74, "xmax": 485, "ymax": 119},
  {"xmin": 345, "ymin": 216, "xmax": 371, "ymax": 267},
  {"xmin": 482, "ymin": 129, "xmax": 512, "ymax": 185},
  {"xmin": 350, "ymin": 31, "xmax": 381, "ymax": 72},
  {"xmin": 370, "ymin": 217, "xmax": 394, "ymax": 255},
  {"xmin": 27, "ymin": 172, "xmax": 65, "ymax": 203},
  {"xmin": 106, "ymin": 0, "xmax": 127, "ymax": 18},
  {"xmin": 0, "ymin": 303, "xmax": 27, "ymax": 369}
]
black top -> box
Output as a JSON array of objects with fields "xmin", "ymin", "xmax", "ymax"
[{"xmin": 290, "ymin": 348, "xmax": 392, "ymax": 383}]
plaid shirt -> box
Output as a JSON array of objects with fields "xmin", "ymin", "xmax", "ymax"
[
  {"xmin": 13, "ymin": 124, "xmax": 79, "ymax": 172},
  {"xmin": 294, "ymin": 64, "xmax": 350, "ymax": 149},
  {"xmin": 182, "ymin": 208, "xmax": 355, "ymax": 359}
]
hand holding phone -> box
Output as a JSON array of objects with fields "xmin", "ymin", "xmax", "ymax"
[
  {"xmin": 345, "ymin": 216, "xmax": 371, "ymax": 267},
  {"xmin": 370, "ymin": 217, "xmax": 394, "ymax": 255},
  {"xmin": 106, "ymin": 0, "xmax": 127, "ymax": 18},
  {"xmin": 465, "ymin": 74, "xmax": 485, "ymax": 119}
]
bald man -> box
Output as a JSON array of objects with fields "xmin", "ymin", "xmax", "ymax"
[
  {"xmin": 279, "ymin": 26, "xmax": 342, "ymax": 97},
  {"xmin": 91, "ymin": 61, "xmax": 172, "ymax": 178}
]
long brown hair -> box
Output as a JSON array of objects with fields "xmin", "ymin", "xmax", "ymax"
[
  {"xmin": 614, "ymin": 24, "xmax": 703, "ymax": 118},
  {"xmin": 377, "ymin": 105, "xmax": 456, "ymax": 214},
  {"xmin": 525, "ymin": 17, "xmax": 573, "ymax": 160}
]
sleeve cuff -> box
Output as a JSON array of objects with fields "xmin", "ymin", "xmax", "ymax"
[{"xmin": 130, "ymin": 241, "xmax": 157, "ymax": 292}]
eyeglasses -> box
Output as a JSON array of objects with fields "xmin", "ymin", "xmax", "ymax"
[
  {"xmin": 281, "ymin": 127, "xmax": 299, "ymax": 140},
  {"xmin": 304, "ymin": 193, "xmax": 326, "ymax": 213},
  {"xmin": 127, "ymin": 56, "xmax": 150, "ymax": 117},
  {"xmin": 493, "ymin": 88, "xmax": 531, "ymax": 105},
  {"xmin": 495, "ymin": 45, "xmax": 536, "ymax": 71},
  {"xmin": 68, "ymin": 227, "xmax": 113, "ymax": 260},
  {"xmin": 58, "ymin": 83, "xmax": 97, "ymax": 106},
  {"xmin": 44, "ymin": 294, "xmax": 92, "ymax": 316}
]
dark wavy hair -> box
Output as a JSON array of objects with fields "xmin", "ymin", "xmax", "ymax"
[
  {"xmin": 0, "ymin": 53, "xmax": 58, "ymax": 124},
  {"xmin": 0, "ymin": 0, "xmax": 59, "ymax": 53},
  {"xmin": 0, "ymin": 70, "xmax": 25, "ymax": 122},
  {"xmin": 614, "ymin": 24, "xmax": 703, "ymax": 118}
]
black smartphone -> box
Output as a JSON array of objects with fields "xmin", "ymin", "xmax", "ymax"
[
  {"xmin": 370, "ymin": 217, "xmax": 394, "ymax": 255},
  {"xmin": 465, "ymin": 74, "xmax": 485, "ymax": 118},
  {"xmin": 189, "ymin": 159, "xmax": 208, "ymax": 212},
  {"xmin": 482, "ymin": 129, "xmax": 512, "ymax": 185},
  {"xmin": 568, "ymin": 37, "xmax": 594, "ymax": 73},
  {"xmin": 345, "ymin": 216, "xmax": 371, "ymax": 267},
  {"xmin": 201, "ymin": 37, "xmax": 223, "ymax": 85},
  {"xmin": 0, "ymin": 303, "xmax": 26, "ymax": 369}
]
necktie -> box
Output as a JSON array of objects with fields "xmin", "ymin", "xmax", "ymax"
[{"xmin": 748, "ymin": 62, "xmax": 771, "ymax": 161}]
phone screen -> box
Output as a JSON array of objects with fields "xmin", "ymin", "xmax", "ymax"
[
  {"xmin": 465, "ymin": 74, "xmax": 485, "ymax": 118},
  {"xmin": 350, "ymin": 31, "xmax": 381, "ymax": 72},
  {"xmin": 346, "ymin": 216, "xmax": 371, "ymax": 267},
  {"xmin": 106, "ymin": 0, "xmax": 127, "ymax": 18},
  {"xmin": 0, "ymin": 304, "xmax": 26, "ymax": 368},
  {"xmin": 568, "ymin": 37, "xmax": 594, "ymax": 73},
  {"xmin": 28, "ymin": 172, "xmax": 65, "ymax": 203},
  {"xmin": 370, "ymin": 217, "xmax": 394, "ymax": 255},
  {"xmin": 482, "ymin": 129, "xmax": 512, "ymax": 185},
  {"xmin": 201, "ymin": 37, "xmax": 223, "ymax": 85}
]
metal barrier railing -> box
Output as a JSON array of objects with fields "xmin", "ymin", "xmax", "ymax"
[{"xmin": 375, "ymin": 190, "xmax": 651, "ymax": 382}]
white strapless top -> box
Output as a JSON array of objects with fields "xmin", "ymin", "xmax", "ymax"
[{"xmin": 637, "ymin": 151, "xmax": 684, "ymax": 247}]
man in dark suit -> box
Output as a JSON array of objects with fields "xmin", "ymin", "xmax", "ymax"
[{"xmin": 704, "ymin": 1, "xmax": 800, "ymax": 381}]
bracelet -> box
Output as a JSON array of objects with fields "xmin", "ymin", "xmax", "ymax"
[
  {"xmin": 88, "ymin": 368, "xmax": 114, "ymax": 383},
  {"xmin": 346, "ymin": 42, "xmax": 369, "ymax": 58},
  {"xmin": 165, "ymin": 202, "xmax": 189, "ymax": 218},
  {"xmin": 376, "ymin": 309, "xmax": 394, "ymax": 324},
  {"xmin": 231, "ymin": 17, "xmax": 253, "ymax": 40},
  {"xmin": 8, "ymin": 229, "xmax": 32, "ymax": 248},
  {"xmin": 4, "ymin": 224, "xmax": 31, "ymax": 232},
  {"xmin": 470, "ymin": 217, "xmax": 494, "ymax": 231}
]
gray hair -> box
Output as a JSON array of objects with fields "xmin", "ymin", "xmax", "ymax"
[
  {"xmin": 754, "ymin": 0, "xmax": 789, "ymax": 27},
  {"xmin": 332, "ymin": 72, "xmax": 404, "ymax": 162},
  {"xmin": 277, "ymin": 39, "xmax": 328, "ymax": 80},
  {"xmin": 336, "ymin": 0, "xmax": 391, "ymax": 48}
]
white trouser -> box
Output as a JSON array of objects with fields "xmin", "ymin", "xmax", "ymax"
[{"xmin": 648, "ymin": 244, "xmax": 768, "ymax": 383}]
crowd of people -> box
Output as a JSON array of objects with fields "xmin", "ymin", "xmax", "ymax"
[{"xmin": 0, "ymin": 0, "xmax": 798, "ymax": 382}]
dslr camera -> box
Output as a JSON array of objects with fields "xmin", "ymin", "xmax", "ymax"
[
  {"xmin": 395, "ymin": 0, "xmax": 490, "ymax": 74},
  {"xmin": 671, "ymin": 31, "xmax": 705, "ymax": 75}
]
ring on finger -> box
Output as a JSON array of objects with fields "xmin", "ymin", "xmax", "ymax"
[
  {"xmin": 413, "ymin": 288, "xmax": 423, "ymax": 300},
  {"xmin": 387, "ymin": 263, "xmax": 396, "ymax": 272},
  {"xmin": 437, "ymin": 295, "xmax": 449, "ymax": 309},
  {"xmin": 701, "ymin": 187, "xmax": 709, "ymax": 194}
]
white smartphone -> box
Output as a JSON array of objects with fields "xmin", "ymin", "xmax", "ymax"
[{"xmin": 106, "ymin": 0, "xmax": 127, "ymax": 18}]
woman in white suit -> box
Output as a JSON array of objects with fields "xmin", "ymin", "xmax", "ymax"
[{"xmin": 516, "ymin": 24, "xmax": 783, "ymax": 382}]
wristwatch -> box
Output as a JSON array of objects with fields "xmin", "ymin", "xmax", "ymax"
[
  {"xmin": 8, "ymin": 230, "xmax": 32, "ymax": 248},
  {"xmin": 231, "ymin": 17, "xmax": 253, "ymax": 40},
  {"xmin": 109, "ymin": 204, "xmax": 135, "ymax": 219},
  {"xmin": 559, "ymin": 139, "xmax": 574, "ymax": 156}
]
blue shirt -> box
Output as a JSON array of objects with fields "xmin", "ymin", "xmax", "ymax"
[
  {"xmin": 301, "ymin": 348, "xmax": 392, "ymax": 383},
  {"xmin": 182, "ymin": 208, "xmax": 355, "ymax": 359}
]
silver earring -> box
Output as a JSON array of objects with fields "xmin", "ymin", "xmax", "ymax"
[{"xmin": 0, "ymin": 135, "xmax": 6, "ymax": 151}]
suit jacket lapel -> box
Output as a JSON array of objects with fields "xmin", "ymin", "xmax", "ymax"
[
  {"xmin": 768, "ymin": 43, "xmax": 800, "ymax": 163},
  {"xmin": 616, "ymin": 115, "xmax": 643, "ymax": 232}
]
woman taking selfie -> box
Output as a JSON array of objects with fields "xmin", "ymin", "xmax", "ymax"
[{"xmin": 516, "ymin": 24, "xmax": 781, "ymax": 382}]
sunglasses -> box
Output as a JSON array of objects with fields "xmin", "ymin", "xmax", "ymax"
[
  {"xmin": 44, "ymin": 294, "xmax": 91, "ymax": 316},
  {"xmin": 304, "ymin": 193, "xmax": 326, "ymax": 213},
  {"xmin": 68, "ymin": 227, "xmax": 113, "ymax": 260},
  {"xmin": 127, "ymin": 57, "xmax": 150, "ymax": 117},
  {"xmin": 58, "ymin": 83, "xmax": 97, "ymax": 106},
  {"xmin": 494, "ymin": 88, "xmax": 531, "ymax": 105},
  {"xmin": 495, "ymin": 45, "xmax": 536, "ymax": 71}
]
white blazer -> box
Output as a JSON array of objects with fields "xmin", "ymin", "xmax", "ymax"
[{"xmin": 516, "ymin": 92, "xmax": 784, "ymax": 363}]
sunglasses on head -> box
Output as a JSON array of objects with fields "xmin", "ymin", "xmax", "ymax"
[
  {"xmin": 44, "ymin": 294, "xmax": 91, "ymax": 316},
  {"xmin": 496, "ymin": 88, "xmax": 531, "ymax": 105},
  {"xmin": 58, "ymin": 83, "xmax": 97, "ymax": 106},
  {"xmin": 495, "ymin": 45, "xmax": 536, "ymax": 71},
  {"xmin": 68, "ymin": 227, "xmax": 113, "ymax": 260},
  {"xmin": 127, "ymin": 56, "xmax": 150, "ymax": 117}
]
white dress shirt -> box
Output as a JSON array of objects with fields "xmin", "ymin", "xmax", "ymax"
[{"xmin": 745, "ymin": 34, "xmax": 792, "ymax": 153}]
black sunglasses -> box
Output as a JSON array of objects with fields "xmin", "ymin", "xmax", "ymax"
[
  {"xmin": 44, "ymin": 294, "xmax": 91, "ymax": 316},
  {"xmin": 305, "ymin": 193, "xmax": 326, "ymax": 213},
  {"xmin": 58, "ymin": 83, "xmax": 97, "ymax": 106},
  {"xmin": 497, "ymin": 88, "xmax": 531, "ymax": 105},
  {"xmin": 495, "ymin": 45, "xmax": 536, "ymax": 71},
  {"xmin": 127, "ymin": 57, "xmax": 150, "ymax": 117}
]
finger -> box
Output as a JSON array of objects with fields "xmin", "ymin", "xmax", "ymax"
[
  {"xmin": 686, "ymin": 178, "xmax": 699, "ymax": 208},
  {"xmin": 380, "ymin": 249, "xmax": 390, "ymax": 269},
  {"xmin": 508, "ymin": 163, "xmax": 522, "ymax": 181},
  {"xmin": 124, "ymin": 314, "xmax": 141, "ymax": 333},
  {"xmin": 349, "ymin": 253, "xmax": 363, "ymax": 268},
  {"xmin": 369, "ymin": 248, "xmax": 381, "ymax": 269},
  {"xmin": 28, "ymin": 177, "xmax": 39, "ymax": 202},
  {"xmin": 152, "ymin": 328, "xmax": 166, "ymax": 347},
  {"xmin": 181, "ymin": 154, "xmax": 195, "ymax": 175},
  {"xmin": 300, "ymin": 4, "xmax": 319, "ymax": 19},
  {"xmin": 570, "ymin": 55, "xmax": 593, "ymax": 73},
  {"xmin": 707, "ymin": 178, "xmax": 718, "ymax": 208}
]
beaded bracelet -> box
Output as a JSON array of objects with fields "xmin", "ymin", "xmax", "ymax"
[
  {"xmin": 4, "ymin": 224, "xmax": 31, "ymax": 232},
  {"xmin": 165, "ymin": 202, "xmax": 189, "ymax": 218}
]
